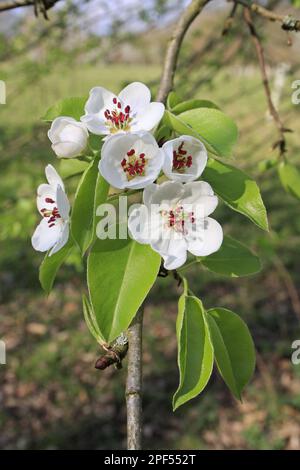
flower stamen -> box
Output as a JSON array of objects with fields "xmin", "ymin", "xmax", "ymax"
[
  {"xmin": 172, "ymin": 142, "xmax": 193, "ymax": 173},
  {"xmin": 104, "ymin": 98, "xmax": 132, "ymax": 133},
  {"xmin": 40, "ymin": 198, "xmax": 61, "ymax": 228},
  {"xmin": 121, "ymin": 148, "xmax": 148, "ymax": 181},
  {"xmin": 161, "ymin": 205, "xmax": 195, "ymax": 235}
]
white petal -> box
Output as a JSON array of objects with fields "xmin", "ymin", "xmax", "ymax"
[
  {"xmin": 132, "ymin": 102, "xmax": 165, "ymax": 132},
  {"xmin": 80, "ymin": 114, "xmax": 109, "ymax": 135},
  {"xmin": 118, "ymin": 82, "xmax": 151, "ymax": 113},
  {"xmin": 48, "ymin": 116, "xmax": 76, "ymax": 143},
  {"xmin": 182, "ymin": 181, "xmax": 218, "ymax": 217},
  {"xmin": 31, "ymin": 218, "xmax": 62, "ymax": 253},
  {"xmin": 56, "ymin": 185, "xmax": 70, "ymax": 220},
  {"xmin": 45, "ymin": 164, "xmax": 64, "ymax": 191},
  {"xmin": 84, "ymin": 86, "xmax": 117, "ymax": 114},
  {"xmin": 150, "ymin": 180, "xmax": 184, "ymax": 205},
  {"xmin": 49, "ymin": 223, "xmax": 69, "ymax": 256},
  {"xmin": 37, "ymin": 184, "xmax": 56, "ymax": 213},
  {"xmin": 143, "ymin": 184, "xmax": 158, "ymax": 207},
  {"xmin": 187, "ymin": 217, "xmax": 223, "ymax": 257},
  {"xmin": 163, "ymin": 250, "xmax": 187, "ymax": 270},
  {"xmin": 52, "ymin": 142, "xmax": 83, "ymax": 159},
  {"xmin": 152, "ymin": 237, "xmax": 187, "ymax": 270}
]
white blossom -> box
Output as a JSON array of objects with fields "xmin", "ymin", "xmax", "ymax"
[
  {"xmin": 99, "ymin": 131, "xmax": 164, "ymax": 189},
  {"xmin": 81, "ymin": 82, "xmax": 164, "ymax": 137},
  {"xmin": 32, "ymin": 165, "xmax": 70, "ymax": 255},
  {"xmin": 128, "ymin": 181, "xmax": 223, "ymax": 269},
  {"xmin": 162, "ymin": 135, "xmax": 207, "ymax": 182},
  {"xmin": 48, "ymin": 117, "xmax": 88, "ymax": 158}
]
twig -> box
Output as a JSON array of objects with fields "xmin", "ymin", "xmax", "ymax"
[
  {"xmin": 156, "ymin": 0, "xmax": 210, "ymax": 103},
  {"xmin": 233, "ymin": 0, "xmax": 300, "ymax": 32},
  {"xmin": 222, "ymin": 2, "xmax": 239, "ymax": 36},
  {"xmin": 0, "ymin": 0, "xmax": 60, "ymax": 16},
  {"xmin": 95, "ymin": 334, "xmax": 128, "ymax": 370},
  {"xmin": 126, "ymin": 307, "xmax": 144, "ymax": 450},
  {"xmin": 243, "ymin": 7, "xmax": 291, "ymax": 157}
]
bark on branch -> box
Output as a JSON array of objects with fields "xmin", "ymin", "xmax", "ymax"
[
  {"xmin": 156, "ymin": 0, "xmax": 210, "ymax": 103},
  {"xmin": 232, "ymin": 0, "xmax": 300, "ymax": 32},
  {"xmin": 0, "ymin": 0, "xmax": 61, "ymax": 14},
  {"xmin": 126, "ymin": 307, "xmax": 143, "ymax": 450}
]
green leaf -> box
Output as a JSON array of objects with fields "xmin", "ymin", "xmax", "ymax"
[
  {"xmin": 207, "ymin": 308, "xmax": 256, "ymax": 400},
  {"xmin": 178, "ymin": 108, "xmax": 238, "ymax": 157},
  {"xmin": 199, "ymin": 235, "xmax": 261, "ymax": 277},
  {"xmin": 163, "ymin": 110, "xmax": 217, "ymax": 156},
  {"xmin": 203, "ymin": 158, "xmax": 268, "ymax": 231},
  {"xmin": 173, "ymin": 296, "xmax": 214, "ymax": 410},
  {"xmin": 43, "ymin": 96, "xmax": 87, "ymax": 122},
  {"xmin": 172, "ymin": 99, "xmax": 220, "ymax": 115},
  {"xmin": 71, "ymin": 158, "xmax": 109, "ymax": 254},
  {"xmin": 167, "ymin": 91, "xmax": 181, "ymax": 110},
  {"xmin": 39, "ymin": 239, "xmax": 73, "ymax": 294},
  {"xmin": 87, "ymin": 238, "xmax": 161, "ymax": 343},
  {"xmin": 278, "ymin": 161, "xmax": 300, "ymax": 199},
  {"xmin": 59, "ymin": 159, "xmax": 88, "ymax": 179},
  {"xmin": 82, "ymin": 294, "xmax": 105, "ymax": 344}
]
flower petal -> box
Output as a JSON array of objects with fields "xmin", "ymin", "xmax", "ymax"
[
  {"xmin": 187, "ymin": 217, "xmax": 223, "ymax": 257},
  {"xmin": 143, "ymin": 184, "xmax": 158, "ymax": 207},
  {"xmin": 45, "ymin": 164, "xmax": 64, "ymax": 191},
  {"xmin": 49, "ymin": 223, "xmax": 69, "ymax": 256},
  {"xmin": 182, "ymin": 181, "xmax": 218, "ymax": 217},
  {"xmin": 31, "ymin": 218, "xmax": 62, "ymax": 253},
  {"xmin": 56, "ymin": 185, "xmax": 70, "ymax": 220},
  {"xmin": 80, "ymin": 114, "xmax": 109, "ymax": 135},
  {"xmin": 150, "ymin": 180, "xmax": 184, "ymax": 205},
  {"xmin": 132, "ymin": 102, "xmax": 165, "ymax": 132},
  {"xmin": 118, "ymin": 82, "xmax": 151, "ymax": 112},
  {"xmin": 84, "ymin": 86, "xmax": 117, "ymax": 114}
]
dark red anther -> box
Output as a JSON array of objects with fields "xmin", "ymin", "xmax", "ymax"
[
  {"xmin": 49, "ymin": 223, "xmax": 55, "ymax": 228},
  {"xmin": 125, "ymin": 105, "xmax": 130, "ymax": 114},
  {"xmin": 113, "ymin": 97, "xmax": 117, "ymax": 104},
  {"xmin": 45, "ymin": 197, "xmax": 55, "ymax": 204},
  {"xmin": 117, "ymin": 101, "xmax": 121, "ymax": 109},
  {"xmin": 127, "ymin": 148, "xmax": 135, "ymax": 157}
]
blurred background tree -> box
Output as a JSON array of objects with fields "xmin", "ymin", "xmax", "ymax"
[{"xmin": 0, "ymin": 0, "xmax": 300, "ymax": 450}]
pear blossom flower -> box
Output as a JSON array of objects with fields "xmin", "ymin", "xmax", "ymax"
[
  {"xmin": 162, "ymin": 135, "xmax": 207, "ymax": 182},
  {"xmin": 32, "ymin": 165, "xmax": 70, "ymax": 256},
  {"xmin": 48, "ymin": 117, "xmax": 89, "ymax": 158},
  {"xmin": 99, "ymin": 131, "xmax": 164, "ymax": 190},
  {"xmin": 128, "ymin": 181, "xmax": 223, "ymax": 270},
  {"xmin": 81, "ymin": 82, "xmax": 165, "ymax": 137}
]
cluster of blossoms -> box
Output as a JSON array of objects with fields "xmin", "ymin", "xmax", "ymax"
[{"xmin": 32, "ymin": 82, "xmax": 223, "ymax": 269}]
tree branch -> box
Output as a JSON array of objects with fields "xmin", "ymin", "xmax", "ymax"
[
  {"xmin": 156, "ymin": 0, "xmax": 210, "ymax": 103},
  {"xmin": 232, "ymin": 0, "xmax": 300, "ymax": 32},
  {"xmin": 126, "ymin": 307, "xmax": 144, "ymax": 450},
  {"xmin": 0, "ymin": 0, "xmax": 61, "ymax": 15},
  {"xmin": 243, "ymin": 7, "xmax": 291, "ymax": 156}
]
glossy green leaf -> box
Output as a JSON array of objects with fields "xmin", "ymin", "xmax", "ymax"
[
  {"xmin": 71, "ymin": 158, "xmax": 109, "ymax": 254},
  {"xmin": 207, "ymin": 308, "xmax": 256, "ymax": 400},
  {"xmin": 164, "ymin": 110, "xmax": 217, "ymax": 156},
  {"xmin": 167, "ymin": 91, "xmax": 181, "ymax": 110},
  {"xmin": 172, "ymin": 99, "xmax": 220, "ymax": 115},
  {"xmin": 87, "ymin": 238, "xmax": 161, "ymax": 343},
  {"xmin": 203, "ymin": 158, "xmax": 268, "ymax": 231},
  {"xmin": 82, "ymin": 294, "xmax": 105, "ymax": 344},
  {"xmin": 43, "ymin": 96, "xmax": 87, "ymax": 122},
  {"xmin": 278, "ymin": 161, "xmax": 300, "ymax": 199},
  {"xmin": 59, "ymin": 159, "xmax": 88, "ymax": 179},
  {"xmin": 39, "ymin": 239, "xmax": 73, "ymax": 294},
  {"xmin": 199, "ymin": 235, "xmax": 261, "ymax": 277},
  {"xmin": 173, "ymin": 295, "xmax": 214, "ymax": 410}
]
